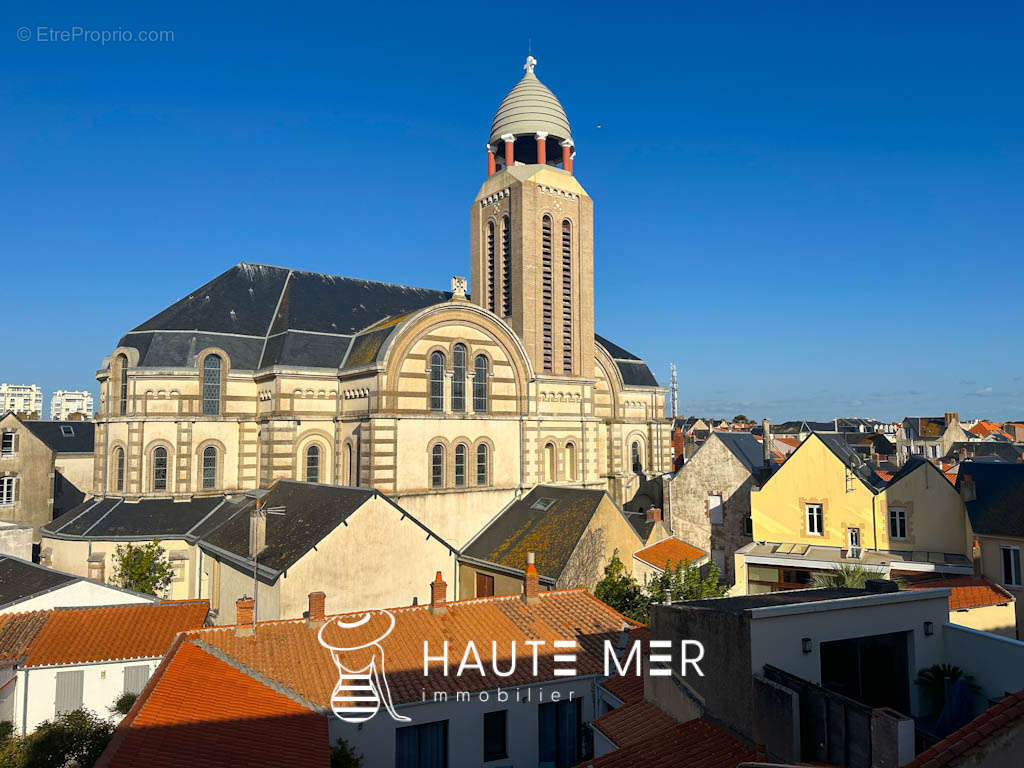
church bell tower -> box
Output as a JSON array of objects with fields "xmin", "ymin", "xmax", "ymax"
[{"xmin": 470, "ymin": 57, "xmax": 595, "ymax": 380}]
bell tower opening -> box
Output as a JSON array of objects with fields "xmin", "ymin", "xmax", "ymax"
[{"xmin": 470, "ymin": 58, "xmax": 594, "ymax": 380}]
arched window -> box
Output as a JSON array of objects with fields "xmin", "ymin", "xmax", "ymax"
[
  {"xmin": 544, "ymin": 442, "xmax": 556, "ymax": 483},
  {"xmin": 565, "ymin": 442, "xmax": 577, "ymax": 482},
  {"xmin": 561, "ymin": 219, "xmax": 573, "ymax": 374},
  {"xmin": 431, "ymin": 444, "xmax": 444, "ymax": 489},
  {"xmin": 486, "ymin": 220, "xmax": 496, "ymax": 313},
  {"xmin": 343, "ymin": 443, "xmax": 353, "ymax": 485},
  {"xmin": 631, "ymin": 441, "xmax": 643, "ymax": 474},
  {"xmin": 202, "ymin": 446, "xmax": 217, "ymax": 490},
  {"xmin": 202, "ymin": 355, "xmax": 222, "ymax": 416},
  {"xmin": 501, "ymin": 216, "xmax": 512, "ymax": 316},
  {"xmin": 541, "ymin": 215, "xmax": 553, "ymax": 372},
  {"xmin": 117, "ymin": 354, "xmax": 129, "ymax": 416},
  {"xmin": 476, "ymin": 444, "xmax": 489, "ymax": 486},
  {"xmin": 473, "ymin": 355, "xmax": 489, "ymax": 413},
  {"xmin": 429, "ymin": 351, "xmax": 445, "ymax": 412},
  {"xmin": 452, "ymin": 344, "xmax": 466, "ymax": 412},
  {"xmin": 454, "ymin": 443, "xmax": 467, "ymax": 487},
  {"xmin": 152, "ymin": 447, "xmax": 168, "ymax": 491},
  {"xmin": 305, "ymin": 444, "xmax": 320, "ymax": 484},
  {"xmin": 113, "ymin": 447, "xmax": 125, "ymax": 492}
]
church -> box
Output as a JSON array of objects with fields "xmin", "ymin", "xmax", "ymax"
[{"xmin": 88, "ymin": 58, "xmax": 670, "ymax": 548}]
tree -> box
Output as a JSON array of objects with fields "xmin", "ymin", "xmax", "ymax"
[
  {"xmin": 111, "ymin": 540, "xmax": 174, "ymax": 596},
  {"xmin": 915, "ymin": 664, "xmax": 980, "ymax": 712},
  {"xmin": 110, "ymin": 692, "xmax": 138, "ymax": 716},
  {"xmin": 594, "ymin": 552, "xmax": 729, "ymax": 624},
  {"xmin": 647, "ymin": 559, "xmax": 730, "ymax": 605},
  {"xmin": 733, "ymin": 414, "xmax": 749, "ymax": 424},
  {"xmin": 810, "ymin": 563, "xmax": 886, "ymax": 589},
  {"xmin": 331, "ymin": 737, "xmax": 365, "ymax": 768},
  {"xmin": 0, "ymin": 709, "xmax": 114, "ymax": 768},
  {"xmin": 593, "ymin": 551, "xmax": 648, "ymax": 623}
]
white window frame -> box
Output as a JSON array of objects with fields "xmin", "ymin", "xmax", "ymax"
[
  {"xmin": 0, "ymin": 477, "xmax": 15, "ymax": 506},
  {"xmin": 805, "ymin": 503, "xmax": 824, "ymax": 536},
  {"xmin": 0, "ymin": 432, "xmax": 14, "ymax": 457},
  {"xmin": 1002, "ymin": 546, "xmax": 1022, "ymax": 587},
  {"xmin": 889, "ymin": 507, "xmax": 908, "ymax": 540}
]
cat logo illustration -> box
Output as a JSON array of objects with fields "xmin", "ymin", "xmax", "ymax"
[{"xmin": 317, "ymin": 610, "xmax": 410, "ymax": 723}]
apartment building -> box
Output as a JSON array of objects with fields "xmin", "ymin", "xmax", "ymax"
[
  {"xmin": 0, "ymin": 384, "xmax": 43, "ymax": 418},
  {"xmin": 49, "ymin": 390, "xmax": 94, "ymax": 421}
]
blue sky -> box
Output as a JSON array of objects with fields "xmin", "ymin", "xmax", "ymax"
[{"xmin": 3, "ymin": 1, "xmax": 1022, "ymax": 421}]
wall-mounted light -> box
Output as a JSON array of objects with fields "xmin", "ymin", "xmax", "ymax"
[
  {"xmin": 801, "ymin": 637, "xmax": 812, "ymax": 654},
  {"xmin": 924, "ymin": 621, "xmax": 934, "ymax": 636}
]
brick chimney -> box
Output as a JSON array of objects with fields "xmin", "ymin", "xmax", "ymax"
[
  {"xmin": 645, "ymin": 508, "xmax": 662, "ymax": 522},
  {"xmin": 961, "ymin": 473, "xmax": 976, "ymax": 503},
  {"xmin": 306, "ymin": 591, "xmax": 326, "ymax": 627},
  {"xmin": 429, "ymin": 572, "xmax": 447, "ymax": 615},
  {"xmin": 523, "ymin": 552, "xmax": 540, "ymax": 605},
  {"xmin": 235, "ymin": 597, "xmax": 254, "ymax": 637}
]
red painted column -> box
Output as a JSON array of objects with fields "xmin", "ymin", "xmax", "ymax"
[
  {"xmin": 487, "ymin": 145, "xmax": 496, "ymax": 176},
  {"xmin": 561, "ymin": 140, "xmax": 574, "ymax": 175},
  {"xmin": 502, "ymin": 133, "xmax": 515, "ymax": 167},
  {"xmin": 535, "ymin": 131, "xmax": 548, "ymax": 165}
]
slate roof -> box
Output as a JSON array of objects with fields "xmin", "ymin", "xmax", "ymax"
[
  {"xmin": 0, "ymin": 556, "xmax": 76, "ymax": 608},
  {"xmin": 946, "ymin": 441, "xmax": 1024, "ymax": 463},
  {"xmin": 46, "ymin": 482, "xmax": 450, "ymax": 584},
  {"xmin": 44, "ymin": 496, "xmax": 229, "ymax": 541},
  {"xmin": 187, "ymin": 589, "xmax": 637, "ymax": 710},
  {"xmin": 816, "ymin": 433, "xmax": 888, "ymax": 493},
  {"xmin": 712, "ymin": 432, "xmax": 769, "ymax": 474},
  {"xmin": 22, "ymin": 600, "xmax": 209, "ymax": 668},
  {"xmin": 96, "ymin": 638, "xmax": 329, "ymax": 768},
  {"xmin": 887, "ymin": 456, "xmax": 956, "ymax": 489},
  {"xmin": 21, "ymin": 420, "xmax": 94, "ymax": 453},
  {"xmin": 904, "ymin": 688, "xmax": 1024, "ymax": 768},
  {"xmin": 114, "ymin": 263, "xmax": 661, "ymax": 385},
  {"xmin": 117, "ymin": 263, "xmax": 453, "ymax": 371},
  {"xmin": 461, "ymin": 485, "xmax": 618, "ymax": 581},
  {"xmin": 595, "ymin": 334, "xmax": 659, "ymax": 387},
  {"xmin": 958, "ymin": 462, "xmax": 1024, "ymax": 538},
  {"xmin": 197, "ymin": 481, "xmax": 384, "ymax": 577}
]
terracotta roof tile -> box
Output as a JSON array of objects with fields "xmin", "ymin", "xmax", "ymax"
[
  {"xmin": 902, "ymin": 576, "xmax": 1014, "ymax": 611},
  {"xmin": 633, "ymin": 538, "xmax": 706, "ymax": 572},
  {"xmin": 576, "ymin": 717, "xmax": 758, "ymax": 768},
  {"xmin": 0, "ymin": 611, "xmax": 50, "ymax": 663},
  {"xmin": 600, "ymin": 674, "xmax": 644, "ymax": 705},
  {"xmin": 96, "ymin": 637, "xmax": 328, "ymax": 768},
  {"xmin": 593, "ymin": 700, "xmax": 676, "ymax": 748},
  {"xmin": 187, "ymin": 589, "xmax": 636, "ymax": 710},
  {"xmin": 905, "ymin": 689, "xmax": 1024, "ymax": 768},
  {"xmin": 23, "ymin": 600, "xmax": 208, "ymax": 667}
]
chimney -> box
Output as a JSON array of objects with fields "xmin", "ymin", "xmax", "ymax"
[
  {"xmin": 235, "ymin": 596, "xmax": 254, "ymax": 636},
  {"xmin": 762, "ymin": 419, "xmax": 772, "ymax": 467},
  {"xmin": 645, "ymin": 508, "xmax": 662, "ymax": 522},
  {"xmin": 523, "ymin": 552, "xmax": 540, "ymax": 605},
  {"xmin": 249, "ymin": 499, "xmax": 266, "ymax": 559},
  {"xmin": 306, "ymin": 591, "xmax": 326, "ymax": 627},
  {"xmin": 429, "ymin": 572, "xmax": 447, "ymax": 615}
]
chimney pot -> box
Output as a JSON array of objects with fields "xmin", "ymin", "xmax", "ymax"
[
  {"xmin": 430, "ymin": 571, "xmax": 447, "ymax": 614},
  {"xmin": 645, "ymin": 508, "xmax": 662, "ymax": 522},
  {"xmin": 235, "ymin": 597, "xmax": 254, "ymax": 636},
  {"xmin": 523, "ymin": 551, "xmax": 540, "ymax": 604},
  {"xmin": 307, "ymin": 591, "xmax": 326, "ymax": 625}
]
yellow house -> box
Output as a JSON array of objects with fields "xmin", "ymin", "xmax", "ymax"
[{"xmin": 736, "ymin": 434, "xmax": 972, "ymax": 595}]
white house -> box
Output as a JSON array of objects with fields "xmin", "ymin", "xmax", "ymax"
[
  {"xmin": 0, "ymin": 555, "xmax": 156, "ymax": 614},
  {"xmin": 0, "ymin": 599, "xmax": 208, "ymax": 734}
]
